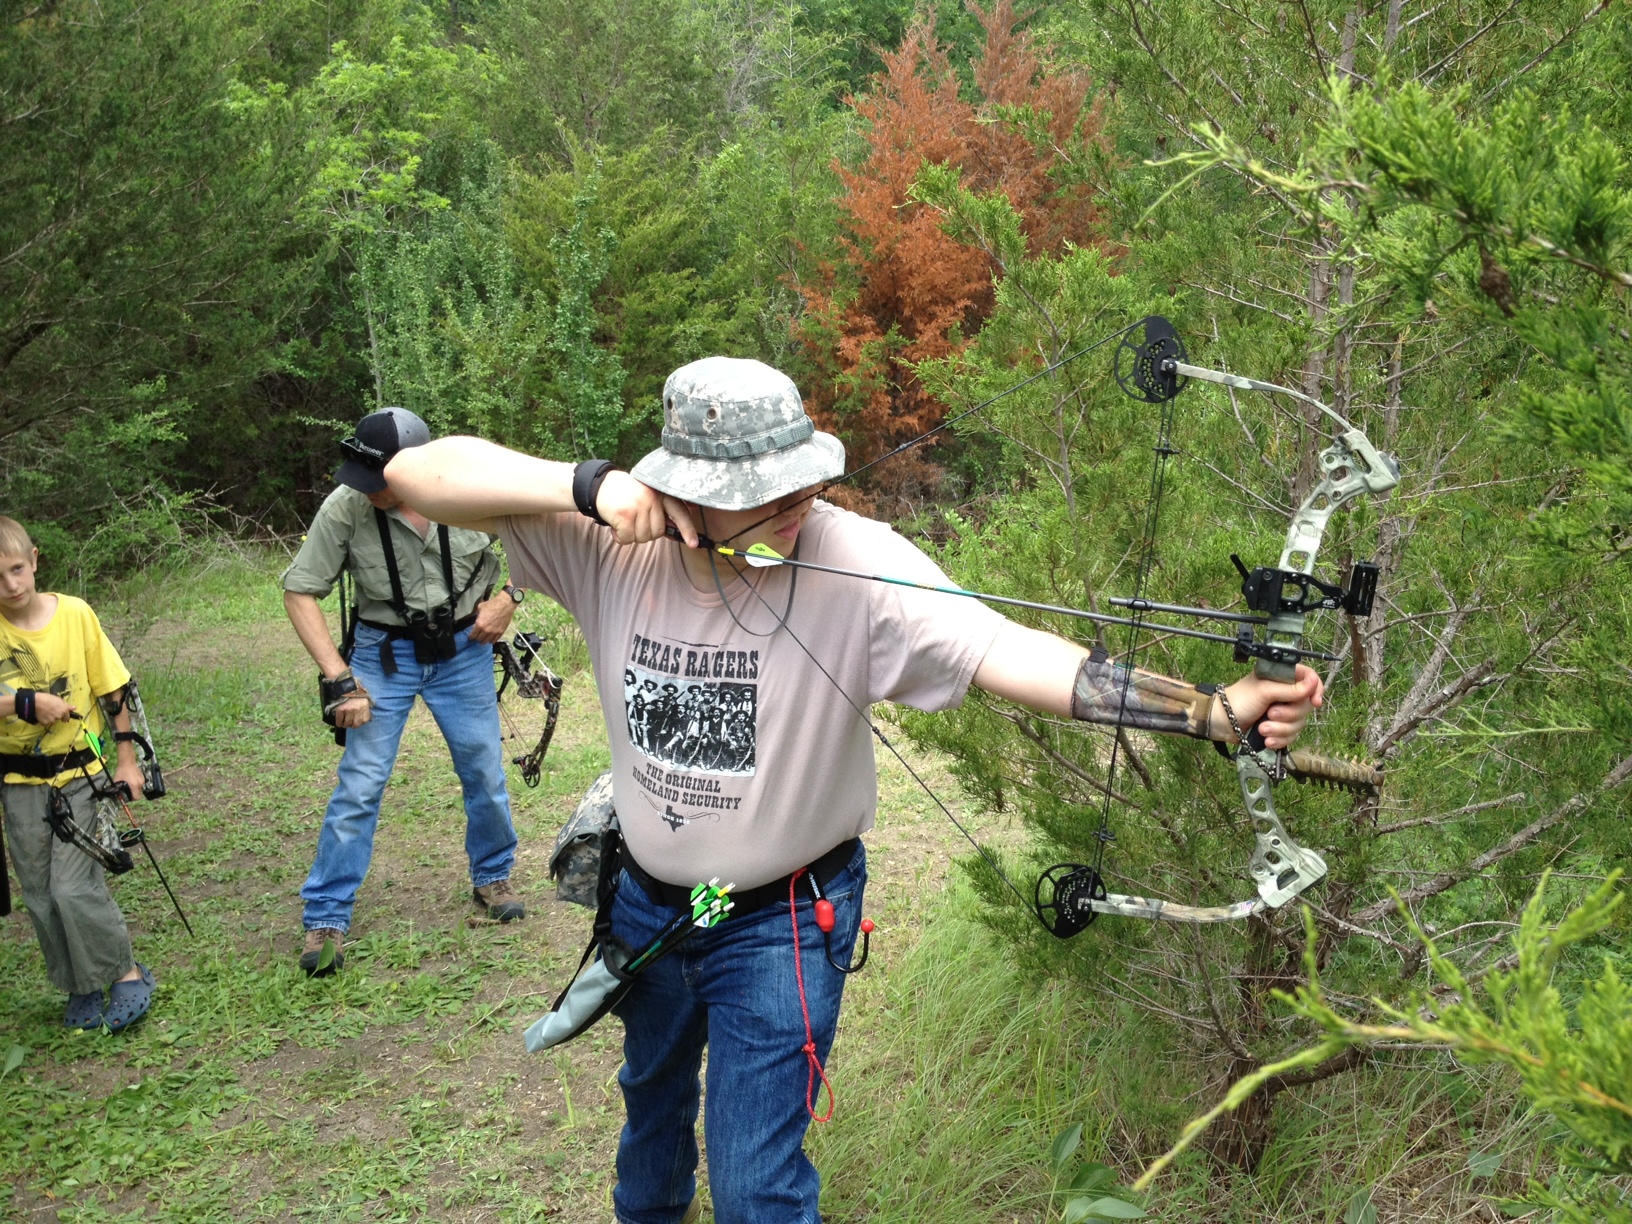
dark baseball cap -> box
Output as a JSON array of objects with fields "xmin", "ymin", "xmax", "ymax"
[{"xmin": 335, "ymin": 407, "xmax": 432, "ymax": 494}]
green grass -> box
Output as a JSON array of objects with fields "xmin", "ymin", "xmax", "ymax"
[{"xmin": 1, "ymin": 546, "xmax": 1538, "ymax": 1222}]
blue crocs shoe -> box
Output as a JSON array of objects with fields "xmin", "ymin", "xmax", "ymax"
[
  {"xmin": 64, "ymin": 990, "xmax": 106, "ymax": 1030},
  {"xmin": 105, "ymin": 964, "xmax": 156, "ymax": 1033}
]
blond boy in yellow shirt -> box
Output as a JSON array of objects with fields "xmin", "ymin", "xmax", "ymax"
[{"xmin": 0, "ymin": 516, "xmax": 157, "ymax": 1031}]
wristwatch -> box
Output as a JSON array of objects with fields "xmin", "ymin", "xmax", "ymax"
[{"xmin": 503, "ymin": 584, "xmax": 526, "ymax": 605}]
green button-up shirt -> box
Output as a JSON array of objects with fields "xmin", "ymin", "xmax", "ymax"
[{"xmin": 281, "ymin": 486, "xmax": 501, "ymax": 626}]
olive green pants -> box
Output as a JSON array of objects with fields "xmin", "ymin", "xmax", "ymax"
[{"xmin": 1, "ymin": 778, "xmax": 135, "ymax": 995}]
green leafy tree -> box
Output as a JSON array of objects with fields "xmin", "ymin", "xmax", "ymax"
[
  {"xmin": 894, "ymin": 2, "xmax": 1632, "ymax": 1193},
  {"xmin": 545, "ymin": 175, "xmax": 631, "ymax": 457},
  {"xmin": 1141, "ymin": 863, "xmax": 1632, "ymax": 1221},
  {"xmin": 353, "ymin": 139, "xmax": 545, "ymax": 441}
]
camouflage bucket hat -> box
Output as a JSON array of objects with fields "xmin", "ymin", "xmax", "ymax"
[{"xmin": 630, "ymin": 357, "xmax": 845, "ymax": 510}]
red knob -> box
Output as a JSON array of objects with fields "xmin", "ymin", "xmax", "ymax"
[
  {"xmin": 814, "ymin": 899, "xmax": 835, "ymax": 932},
  {"xmin": 860, "ymin": 918, "xmax": 875, "ymax": 934}
]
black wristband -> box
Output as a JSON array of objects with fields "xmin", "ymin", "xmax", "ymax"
[
  {"xmin": 572, "ymin": 459, "xmax": 616, "ymax": 526},
  {"xmin": 13, "ymin": 689, "xmax": 36, "ymax": 724}
]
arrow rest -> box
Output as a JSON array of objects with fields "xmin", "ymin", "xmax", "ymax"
[
  {"xmin": 1034, "ymin": 862, "xmax": 1108, "ymax": 939},
  {"xmin": 1115, "ymin": 316, "xmax": 1189, "ymax": 404}
]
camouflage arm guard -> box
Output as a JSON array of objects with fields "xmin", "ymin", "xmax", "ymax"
[{"xmin": 1069, "ymin": 649, "xmax": 1215, "ymax": 740}]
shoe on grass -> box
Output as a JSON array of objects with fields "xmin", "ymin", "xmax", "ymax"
[
  {"xmin": 299, "ymin": 927, "xmax": 346, "ymax": 976},
  {"xmin": 473, "ymin": 878, "xmax": 525, "ymax": 922},
  {"xmin": 64, "ymin": 989, "xmax": 106, "ymax": 1030},
  {"xmin": 105, "ymin": 964, "xmax": 155, "ymax": 1033}
]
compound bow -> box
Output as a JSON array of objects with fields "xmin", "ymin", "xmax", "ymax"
[
  {"xmin": 494, "ymin": 631, "xmax": 565, "ymax": 788},
  {"xmin": 708, "ymin": 315, "xmax": 1396, "ymax": 934},
  {"xmin": 42, "ymin": 680, "xmax": 194, "ymax": 935},
  {"xmin": 1031, "ymin": 316, "xmax": 1399, "ymax": 931}
]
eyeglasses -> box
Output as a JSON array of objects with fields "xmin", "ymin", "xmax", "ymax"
[{"xmin": 340, "ymin": 436, "xmax": 390, "ymax": 469}]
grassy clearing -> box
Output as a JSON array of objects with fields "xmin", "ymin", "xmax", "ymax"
[{"xmin": 1, "ymin": 548, "xmax": 1536, "ymax": 1222}]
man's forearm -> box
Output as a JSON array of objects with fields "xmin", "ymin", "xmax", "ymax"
[
  {"xmin": 284, "ymin": 591, "xmax": 349, "ymax": 678},
  {"xmin": 385, "ymin": 437, "xmax": 577, "ymax": 524},
  {"xmin": 974, "ymin": 621, "xmax": 1222, "ymax": 739}
]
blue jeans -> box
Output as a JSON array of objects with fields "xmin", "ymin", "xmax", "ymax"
[
  {"xmin": 300, "ymin": 623, "xmax": 517, "ymax": 932},
  {"xmin": 609, "ymin": 842, "xmax": 866, "ymax": 1224}
]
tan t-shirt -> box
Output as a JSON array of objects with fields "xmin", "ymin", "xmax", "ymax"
[{"xmin": 501, "ymin": 502, "xmax": 1003, "ymax": 889}]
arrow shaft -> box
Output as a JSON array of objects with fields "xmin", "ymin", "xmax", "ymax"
[{"xmin": 716, "ymin": 550, "xmax": 1336, "ymax": 661}]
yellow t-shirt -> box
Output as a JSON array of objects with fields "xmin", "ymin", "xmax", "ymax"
[{"xmin": 0, "ymin": 594, "xmax": 131, "ymax": 786}]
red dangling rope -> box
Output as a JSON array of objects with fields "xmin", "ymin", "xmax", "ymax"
[{"xmin": 790, "ymin": 871, "xmax": 836, "ymax": 1122}]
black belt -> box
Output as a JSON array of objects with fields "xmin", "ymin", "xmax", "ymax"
[
  {"xmin": 623, "ymin": 837, "xmax": 861, "ymax": 919},
  {"xmin": 358, "ymin": 611, "xmax": 479, "ymax": 638},
  {"xmin": 0, "ymin": 747, "xmax": 98, "ymax": 778}
]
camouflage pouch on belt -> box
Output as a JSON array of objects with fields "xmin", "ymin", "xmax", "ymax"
[{"xmin": 550, "ymin": 771, "xmax": 616, "ymax": 907}]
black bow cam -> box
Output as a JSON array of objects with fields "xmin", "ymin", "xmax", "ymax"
[
  {"xmin": 1115, "ymin": 316, "xmax": 1188, "ymax": 405},
  {"xmin": 1034, "ymin": 861, "xmax": 1108, "ymax": 939}
]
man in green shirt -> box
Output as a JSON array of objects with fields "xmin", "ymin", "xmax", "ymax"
[{"xmin": 282, "ymin": 408, "xmax": 529, "ymax": 974}]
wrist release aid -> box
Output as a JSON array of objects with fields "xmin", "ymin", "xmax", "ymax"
[
  {"xmin": 1069, "ymin": 649, "xmax": 1215, "ymax": 739},
  {"xmin": 320, "ymin": 670, "xmax": 372, "ymax": 725},
  {"xmin": 12, "ymin": 688, "xmax": 37, "ymax": 724},
  {"xmin": 572, "ymin": 460, "xmax": 616, "ymax": 526}
]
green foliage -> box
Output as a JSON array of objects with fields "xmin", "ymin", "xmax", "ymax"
[
  {"xmin": 471, "ymin": 0, "xmax": 725, "ymax": 160},
  {"xmin": 1144, "ymin": 874, "xmax": 1632, "ymax": 1221},
  {"xmin": 546, "ymin": 173, "xmax": 633, "ymax": 457},
  {"xmin": 353, "ymin": 138, "xmax": 545, "ymax": 440},
  {"xmin": 1163, "ymin": 74, "xmax": 1632, "ymax": 554}
]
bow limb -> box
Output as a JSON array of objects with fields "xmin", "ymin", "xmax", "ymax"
[{"xmin": 1174, "ymin": 363, "xmax": 1400, "ymax": 908}]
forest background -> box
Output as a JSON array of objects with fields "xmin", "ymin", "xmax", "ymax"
[{"xmin": 4, "ymin": 0, "xmax": 1632, "ymax": 1221}]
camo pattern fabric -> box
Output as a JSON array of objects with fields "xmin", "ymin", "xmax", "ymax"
[
  {"xmin": 1069, "ymin": 654, "xmax": 1215, "ymax": 738},
  {"xmin": 550, "ymin": 770, "xmax": 616, "ymax": 908},
  {"xmin": 629, "ymin": 357, "xmax": 845, "ymax": 511}
]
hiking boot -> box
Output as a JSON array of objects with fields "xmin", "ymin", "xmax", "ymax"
[
  {"xmin": 299, "ymin": 927, "xmax": 346, "ymax": 976},
  {"xmin": 473, "ymin": 878, "xmax": 525, "ymax": 922}
]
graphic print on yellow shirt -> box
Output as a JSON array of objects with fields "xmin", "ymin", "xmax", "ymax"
[{"xmin": 0, "ymin": 595, "xmax": 130, "ymax": 786}]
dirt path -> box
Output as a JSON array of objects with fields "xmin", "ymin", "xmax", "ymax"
[{"xmin": 1, "ymin": 579, "xmax": 1012, "ymax": 1223}]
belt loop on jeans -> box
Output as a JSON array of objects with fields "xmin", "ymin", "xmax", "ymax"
[{"xmin": 623, "ymin": 837, "xmax": 860, "ymax": 919}]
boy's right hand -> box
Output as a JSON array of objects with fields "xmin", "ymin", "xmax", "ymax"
[{"xmin": 32, "ymin": 692, "xmax": 78, "ymax": 725}]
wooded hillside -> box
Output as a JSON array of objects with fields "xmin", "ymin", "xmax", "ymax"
[{"xmin": 4, "ymin": 2, "xmax": 1631, "ymax": 1220}]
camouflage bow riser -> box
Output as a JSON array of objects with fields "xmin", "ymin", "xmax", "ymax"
[{"xmin": 1170, "ymin": 363, "xmax": 1399, "ymax": 913}]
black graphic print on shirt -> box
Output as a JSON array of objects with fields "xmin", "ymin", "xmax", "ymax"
[{"xmin": 623, "ymin": 632, "xmax": 759, "ymax": 832}]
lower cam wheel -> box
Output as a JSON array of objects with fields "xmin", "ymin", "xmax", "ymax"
[{"xmin": 1034, "ymin": 863, "xmax": 1107, "ymax": 939}]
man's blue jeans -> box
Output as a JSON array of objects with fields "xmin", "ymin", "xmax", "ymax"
[
  {"xmin": 609, "ymin": 842, "xmax": 866, "ymax": 1224},
  {"xmin": 300, "ymin": 623, "xmax": 518, "ymax": 932}
]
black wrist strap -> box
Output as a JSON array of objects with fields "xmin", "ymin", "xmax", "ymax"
[
  {"xmin": 13, "ymin": 689, "xmax": 36, "ymax": 724},
  {"xmin": 573, "ymin": 460, "xmax": 616, "ymax": 526}
]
